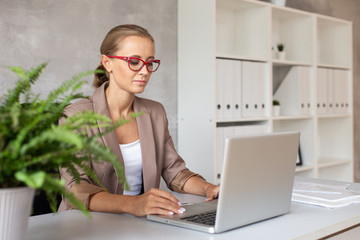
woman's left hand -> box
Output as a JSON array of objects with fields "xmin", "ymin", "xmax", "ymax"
[
  {"xmin": 182, "ymin": 176, "xmax": 220, "ymax": 201},
  {"xmin": 205, "ymin": 184, "xmax": 220, "ymax": 201}
]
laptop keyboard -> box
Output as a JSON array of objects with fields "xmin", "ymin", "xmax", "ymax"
[{"xmin": 180, "ymin": 211, "xmax": 216, "ymax": 226}]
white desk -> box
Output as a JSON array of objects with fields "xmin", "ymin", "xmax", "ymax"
[{"xmin": 27, "ymin": 178, "xmax": 360, "ymax": 240}]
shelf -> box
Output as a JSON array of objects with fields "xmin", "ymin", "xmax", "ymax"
[
  {"xmin": 296, "ymin": 165, "xmax": 314, "ymax": 173},
  {"xmin": 317, "ymin": 117, "xmax": 353, "ymax": 161},
  {"xmin": 318, "ymin": 158, "xmax": 352, "ymax": 169},
  {"xmin": 317, "ymin": 15, "xmax": 352, "ymax": 68},
  {"xmin": 216, "ymin": 0, "xmax": 270, "ymax": 60},
  {"xmin": 272, "ymin": 59, "xmax": 312, "ymax": 67},
  {"xmin": 272, "ymin": 115, "xmax": 313, "ymax": 121},
  {"xmin": 317, "ymin": 63, "xmax": 351, "ymax": 70},
  {"xmin": 179, "ymin": 0, "xmax": 353, "ymax": 183},
  {"xmin": 272, "ymin": 65, "xmax": 313, "ymax": 116},
  {"xmin": 216, "ymin": 117, "xmax": 268, "ymax": 124},
  {"xmin": 272, "ymin": 6, "xmax": 313, "ymax": 63},
  {"xmin": 216, "ymin": 54, "xmax": 268, "ymax": 63},
  {"xmin": 317, "ymin": 114, "xmax": 352, "ymax": 119}
]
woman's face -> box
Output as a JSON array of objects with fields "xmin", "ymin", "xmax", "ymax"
[{"xmin": 103, "ymin": 35, "xmax": 155, "ymax": 95}]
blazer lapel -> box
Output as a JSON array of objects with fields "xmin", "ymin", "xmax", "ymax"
[
  {"xmin": 92, "ymin": 83, "xmax": 124, "ymax": 194},
  {"xmin": 133, "ymin": 97, "xmax": 158, "ymax": 192}
]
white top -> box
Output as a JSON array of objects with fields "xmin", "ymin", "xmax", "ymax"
[{"xmin": 119, "ymin": 139, "xmax": 143, "ymax": 195}]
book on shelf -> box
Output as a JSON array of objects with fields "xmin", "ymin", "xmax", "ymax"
[{"xmin": 292, "ymin": 180, "xmax": 360, "ymax": 208}]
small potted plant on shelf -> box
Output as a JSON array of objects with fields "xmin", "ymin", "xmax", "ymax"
[
  {"xmin": 273, "ymin": 99, "xmax": 281, "ymax": 116},
  {"xmin": 276, "ymin": 43, "xmax": 286, "ymax": 60},
  {"xmin": 0, "ymin": 63, "xmax": 133, "ymax": 240}
]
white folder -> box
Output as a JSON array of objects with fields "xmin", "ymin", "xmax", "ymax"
[
  {"xmin": 242, "ymin": 61, "xmax": 253, "ymax": 118},
  {"xmin": 223, "ymin": 60, "xmax": 234, "ymax": 119},
  {"xmin": 334, "ymin": 69, "xmax": 348, "ymax": 115},
  {"xmin": 327, "ymin": 69, "xmax": 335, "ymax": 115},
  {"xmin": 300, "ymin": 67, "xmax": 311, "ymax": 115},
  {"xmin": 253, "ymin": 62, "xmax": 267, "ymax": 117},
  {"xmin": 216, "ymin": 59, "xmax": 225, "ymax": 119},
  {"xmin": 317, "ymin": 68, "xmax": 327, "ymax": 115},
  {"xmin": 233, "ymin": 60, "xmax": 242, "ymax": 119},
  {"xmin": 215, "ymin": 127, "xmax": 224, "ymax": 184}
]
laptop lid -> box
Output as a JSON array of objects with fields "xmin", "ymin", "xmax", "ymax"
[
  {"xmin": 147, "ymin": 131, "xmax": 300, "ymax": 233},
  {"xmin": 215, "ymin": 131, "xmax": 300, "ymax": 232}
]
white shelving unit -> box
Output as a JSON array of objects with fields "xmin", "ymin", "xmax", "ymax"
[{"xmin": 178, "ymin": 0, "xmax": 353, "ymax": 184}]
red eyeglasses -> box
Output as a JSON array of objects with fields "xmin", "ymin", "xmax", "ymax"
[{"xmin": 106, "ymin": 56, "xmax": 161, "ymax": 72}]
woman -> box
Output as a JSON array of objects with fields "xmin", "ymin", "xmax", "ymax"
[{"xmin": 59, "ymin": 24, "xmax": 219, "ymax": 217}]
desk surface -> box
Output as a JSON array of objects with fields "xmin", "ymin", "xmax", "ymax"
[{"xmin": 27, "ymin": 178, "xmax": 360, "ymax": 240}]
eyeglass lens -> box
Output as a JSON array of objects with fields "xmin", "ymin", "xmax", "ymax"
[{"xmin": 128, "ymin": 58, "xmax": 160, "ymax": 72}]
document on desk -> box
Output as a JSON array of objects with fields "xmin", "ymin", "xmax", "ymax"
[{"xmin": 292, "ymin": 181, "xmax": 360, "ymax": 208}]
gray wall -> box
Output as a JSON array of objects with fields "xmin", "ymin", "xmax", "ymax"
[
  {"xmin": 0, "ymin": 0, "xmax": 178, "ymax": 143},
  {"xmin": 259, "ymin": 0, "xmax": 360, "ymax": 181}
]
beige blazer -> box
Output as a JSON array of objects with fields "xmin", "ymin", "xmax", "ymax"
[{"xmin": 58, "ymin": 82, "xmax": 200, "ymax": 211}]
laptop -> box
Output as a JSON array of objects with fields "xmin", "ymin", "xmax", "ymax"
[{"xmin": 147, "ymin": 131, "xmax": 300, "ymax": 233}]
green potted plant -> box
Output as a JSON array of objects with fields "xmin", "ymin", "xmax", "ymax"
[
  {"xmin": 0, "ymin": 63, "xmax": 133, "ymax": 239},
  {"xmin": 276, "ymin": 43, "xmax": 286, "ymax": 60},
  {"xmin": 273, "ymin": 99, "xmax": 281, "ymax": 116}
]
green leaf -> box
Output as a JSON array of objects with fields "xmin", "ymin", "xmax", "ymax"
[
  {"xmin": 15, "ymin": 171, "xmax": 46, "ymax": 188},
  {"xmin": 5, "ymin": 66, "xmax": 25, "ymax": 79}
]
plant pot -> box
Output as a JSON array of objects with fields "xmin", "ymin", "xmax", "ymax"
[
  {"xmin": 276, "ymin": 51, "xmax": 286, "ymax": 61},
  {"xmin": 273, "ymin": 106, "xmax": 281, "ymax": 116},
  {"xmin": 0, "ymin": 187, "xmax": 35, "ymax": 240}
]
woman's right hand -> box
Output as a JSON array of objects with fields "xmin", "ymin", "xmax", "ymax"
[
  {"xmin": 127, "ymin": 188, "xmax": 185, "ymax": 217},
  {"xmin": 89, "ymin": 188, "xmax": 185, "ymax": 217}
]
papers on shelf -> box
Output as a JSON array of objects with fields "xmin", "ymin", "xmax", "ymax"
[{"xmin": 292, "ymin": 181, "xmax": 360, "ymax": 208}]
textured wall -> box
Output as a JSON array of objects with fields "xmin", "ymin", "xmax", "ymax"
[
  {"xmin": 0, "ymin": 0, "xmax": 178, "ymax": 143},
  {"xmin": 260, "ymin": 0, "xmax": 360, "ymax": 181}
]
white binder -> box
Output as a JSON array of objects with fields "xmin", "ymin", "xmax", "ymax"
[
  {"xmin": 223, "ymin": 60, "xmax": 234, "ymax": 119},
  {"xmin": 334, "ymin": 69, "xmax": 348, "ymax": 115},
  {"xmin": 300, "ymin": 67, "xmax": 311, "ymax": 115},
  {"xmin": 242, "ymin": 61, "xmax": 253, "ymax": 118},
  {"xmin": 327, "ymin": 69, "xmax": 335, "ymax": 115},
  {"xmin": 216, "ymin": 59, "xmax": 225, "ymax": 119},
  {"xmin": 317, "ymin": 68, "xmax": 328, "ymax": 115},
  {"xmin": 217, "ymin": 126, "xmax": 235, "ymax": 182},
  {"xmin": 253, "ymin": 62, "xmax": 267, "ymax": 117},
  {"xmin": 233, "ymin": 60, "xmax": 242, "ymax": 119},
  {"xmin": 215, "ymin": 127, "xmax": 224, "ymax": 184}
]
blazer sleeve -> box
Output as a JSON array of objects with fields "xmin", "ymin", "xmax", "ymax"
[
  {"xmin": 58, "ymin": 106, "xmax": 104, "ymax": 211},
  {"xmin": 155, "ymin": 104, "xmax": 205, "ymax": 193}
]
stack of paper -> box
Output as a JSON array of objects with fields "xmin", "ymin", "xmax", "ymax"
[{"xmin": 292, "ymin": 181, "xmax": 360, "ymax": 208}]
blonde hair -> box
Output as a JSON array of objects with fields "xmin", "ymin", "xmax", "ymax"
[{"xmin": 93, "ymin": 24, "xmax": 154, "ymax": 88}]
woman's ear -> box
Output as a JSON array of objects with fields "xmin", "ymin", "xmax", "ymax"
[{"xmin": 101, "ymin": 55, "xmax": 112, "ymax": 73}]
